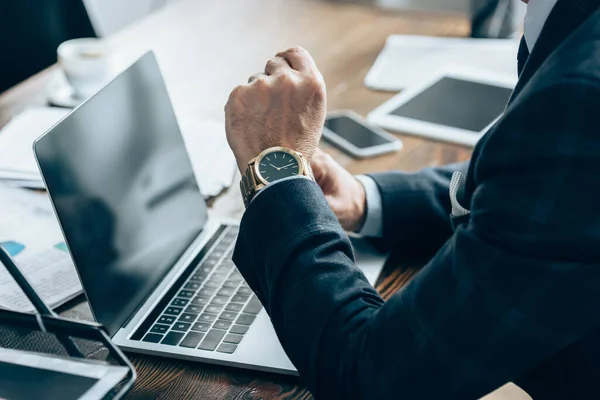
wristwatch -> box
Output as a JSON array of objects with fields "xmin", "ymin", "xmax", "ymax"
[{"xmin": 240, "ymin": 146, "xmax": 314, "ymax": 207}]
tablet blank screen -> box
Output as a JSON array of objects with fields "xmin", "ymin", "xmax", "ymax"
[
  {"xmin": 390, "ymin": 77, "xmax": 513, "ymax": 132},
  {"xmin": 0, "ymin": 362, "xmax": 98, "ymax": 400}
]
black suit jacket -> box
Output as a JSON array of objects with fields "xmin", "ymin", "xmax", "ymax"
[{"xmin": 233, "ymin": 1, "xmax": 600, "ymax": 398}]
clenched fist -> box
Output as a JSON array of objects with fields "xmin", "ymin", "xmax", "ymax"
[{"xmin": 225, "ymin": 47, "xmax": 327, "ymax": 173}]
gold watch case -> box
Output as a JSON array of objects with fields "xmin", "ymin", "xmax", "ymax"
[
  {"xmin": 252, "ymin": 146, "xmax": 307, "ymax": 185},
  {"xmin": 241, "ymin": 146, "xmax": 314, "ymax": 207}
]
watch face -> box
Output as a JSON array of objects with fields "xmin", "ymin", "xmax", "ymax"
[{"xmin": 257, "ymin": 150, "xmax": 300, "ymax": 183}]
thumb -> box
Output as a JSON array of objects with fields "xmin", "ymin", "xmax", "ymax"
[{"xmin": 310, "ymin": 148, "xmax": 330, "ymax": 182}]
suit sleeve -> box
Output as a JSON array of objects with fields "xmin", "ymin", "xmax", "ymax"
[
  {"xmin": 233, "ymin": 79, "xmax": 600, "ymax": 399},
  {"xmin": 368, "ymin": 162, "xmax": 468, "ymax": 255}
]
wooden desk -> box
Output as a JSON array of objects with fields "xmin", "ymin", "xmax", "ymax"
[{"xmin": 0, "ymin": 1, "xmax": 528, "ymax": 398}]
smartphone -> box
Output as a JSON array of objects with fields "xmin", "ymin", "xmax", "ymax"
[{"xmin": 322, "ymin": 110, "xmax": 402, "ymax": 158}]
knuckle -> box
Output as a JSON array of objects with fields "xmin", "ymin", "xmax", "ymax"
[
  {"xmin": 265, "ymin": 59, "xmax": 276, "ymax": 71},
  {"xmin": 229, "ymin": 85, "xmax": 244, "ymax": 100},
  {"xmin": 266, "ymin": 57, "xmax": 280, "ymax": 68},
  {"xmin": 306, "ymin": 77, "xmax": 326, "ymax": 95},
  {"xmin": 288, "ymin": 46, "xmax": 306, "ymax": 54},
  {"xmin": 253, "ymin": 77, "xmax": 269, "ymax": 89},
  {"xmin": 278, "ymin": 71, "xmax": 296, "ymax": 85}
]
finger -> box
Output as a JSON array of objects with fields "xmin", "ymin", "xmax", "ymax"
[
  {"xmin": 276, "ymin": 46, "xmax": 317, "ymax": 74},
  {"xmin": 310, "ymin": 150, "xmax": 330, "ymax": 181},
  {"xmin": 248, "ymin": 72, "xmax": 268, "ymax": 83},
  {"xmin": 264, "ymin": 56, "xmax": 290, "ymax": 76}
]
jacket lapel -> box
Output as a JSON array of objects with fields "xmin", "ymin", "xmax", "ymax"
[
  {"xmin": 456, "ymin": 0, "xmax": 600, "ymax": 230},
  {"xmin": 510, "ymin": 0, "xmax": 600, "ymax": 102}
]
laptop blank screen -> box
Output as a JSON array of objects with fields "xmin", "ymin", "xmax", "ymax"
[{"xmin": 34, "ymin": 53, "xmax": 208, "ymax": 336}]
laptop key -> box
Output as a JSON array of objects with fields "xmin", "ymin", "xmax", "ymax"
[
  {"xmin": 206, "ymin": 304, "xmax": 223, "ymax": 314},
  {"xmin": 180, "ymin": 332, "xmax": 205, "ymax": 348},
  {"xmin": 213, "ymin": 320, "xmax": 232, "ymax": 330},
  {"xmin": 189, "ymin": 273, "xmax": 208, "ymax": 282},
  {"xmin": 219, "ymin": 311, "xmax": 238, "ymax": 321},
  {"xmin": 243, "ymin": 296, "xmax": 262, "ymax": 315},
  {"xmin": 217, "ymin": 288, "xmax": 235, "ymax": 297},
  {"xmin": 217, "ymin": 343, "xmax": 237, "ymax": 354},
  {"xmin": 198, "ymin": 288, "xmax": 216, "ymax": 297},
  {"xmin": 171, "ymin": 298, "xmax": 189, "ymax": 307},
  {"xmin": 225, "ymin": 303, "xmax": 244, "ymax": 312},
  {"xmin": 191, "ymin": 322, "xmax": 211, "ymax": 332},
  {"xmin": 186, "ymin": 305, "xmax": 203, "ymax": 314},
  {"xmin": 211, "ymin": 273, "xmax": 227, "ymax": 281},
  {"xmin": 231, "ymin": 294, "xmax": 249, "ymax": 303},
  {"xmin": 211, "ymin": 296, "xmax": 228, "ymax": 306},
  {"xmin": 165, "ymin": 306, "xmax": 183, "ymax": 316},
  {"xmin": 198, "ymin": 313, "xmax": 218, "ymax": 323},
  {"xmin": 237, "ymin": 287, "xmax": 253, "ymax": 296},
  {"xmin": 184, "ymin": 282, "xmax": 201, "ymax": 290},
  {"xmin": 178, "ymin": 313, "xmax": 197, "ymax": 323},
  {"xmin": 178, "ymin": 290, "xmax": 195, "ymax": 298},
  {"xmin": 161, "ymin": 331, "xmax": 185, "ymax": 346},
  {"xmin": 143, "ymin": 333, "xmax": 163, "ymax": 343},
  {"xmin": 222, "ymin": 281, "xmax": 239, "ymax": 289},
  {"xmin": 204, "ymin": 280, "xmax": 220, "ymax": 289},
  {"xmin": 172, "ymin": 322, "xmax": 191, "ymax": 332},
  {"xmin": 217, "ymin": 267, "xmax": 232, "ymax": 275},
  {"xmin": 150, "ymin": 324, "xmax": 169, "ymax": 334},
  {"xmin": 223, "ymin": 334, "xmax": 243, "ymax": 344},
  {"xmin": 158, "ymin": 315, "xmax": 176, "ymax": 325},
  {"xmin": 236, "ymin": 313, "xmax": 256, "ymax": 326},
  {"xmin": 215, "ymin": 243, "xmax": 230, "ymax": 252},
  {"xmin": 199, "ymin": 265, "xmax": 214, "ymax": 274},
  {"xmin": 198, "ymin": 329, "xmax": 226, "ymax": 351},
  {"xmin": 190, "ymin": 297, "xmax": 210, "ymax": 306},
  {"xmin": 229, "ymin": 324, "xmax": 249, "ymax": 335}
]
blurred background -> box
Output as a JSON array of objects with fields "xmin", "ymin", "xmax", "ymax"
[{"xmin": 0, "ymin": 0, "xmax": 524, "ymax": 94}]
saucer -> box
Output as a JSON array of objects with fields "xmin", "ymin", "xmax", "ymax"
[
  {"xmin": 46, "ymin": 71, "xmax": 86, "ymax": 109},
  {"xmin": 47, "ymin": 85, "xmax": 85, "ymax": 108}
]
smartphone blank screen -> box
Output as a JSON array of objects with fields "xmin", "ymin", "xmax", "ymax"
[
  {"xmin": 390, "ymin": 77, "xmax": 513, "ymax": 132},
  {"xmin": 324, "ymin": 117, "xmax": 392, "ymax": 148}
]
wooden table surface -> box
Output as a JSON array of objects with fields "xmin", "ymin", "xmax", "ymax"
[{"xmin": 0, "ymin": 0, "xmax": 530, "ymax": 398}]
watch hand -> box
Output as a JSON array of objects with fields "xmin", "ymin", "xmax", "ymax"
[
  {"xmin": 280, "ymin": 163, "xmax": 295, "ymax": 169},
  {"xmin": 269, "ymin": 163, "xmax": 280, "ymax": 171}
]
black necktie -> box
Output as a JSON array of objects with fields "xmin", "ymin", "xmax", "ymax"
[{"xmin": 517, "ymin": 36, "xmax": 530, "ymax": 77}]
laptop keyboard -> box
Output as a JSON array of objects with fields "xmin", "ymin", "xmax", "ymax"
[{"xmin": 134, "ymin": 226, "xmax": 263, "ymax": 354}]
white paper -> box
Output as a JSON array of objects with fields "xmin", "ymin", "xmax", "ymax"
[
  {"xmin": 181, "ymin": 119, "xmax": 237, "ymax": 198},
  {"xmin": 0, "ymin": 186, "xmax": 82, "ymax": 312},
  {"xmin": 364, "ymin": 35, "xmax": 520, "ymax": 92},
  {"xmin": 0, "ymin": 107, "xmax": 236, "ymax": 197},
  {"xmin": 0, "ymin": 107, "xmax": 69, "ymax": 178}
]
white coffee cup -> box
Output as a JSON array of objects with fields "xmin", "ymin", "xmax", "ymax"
[{"xmin": 57, "ymin": 38, "xmax": 113, "ymax": 99}]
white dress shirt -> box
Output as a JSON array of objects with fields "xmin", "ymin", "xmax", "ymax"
[
  {"xmin": 253, "ymin": 0, "xmax": 559, "ymax": 237},
  {"xmin": 524, "ymin": 0, "xmax": 559, "ymax": 50}
]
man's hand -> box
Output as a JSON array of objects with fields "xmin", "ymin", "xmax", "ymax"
[
  {"xmin": 225, "ymin": 47, "xmax": 327, "ymax": 173},
  {"xmin": 311, "ymin": 148, "xmax": 367, "ymax": 232}
]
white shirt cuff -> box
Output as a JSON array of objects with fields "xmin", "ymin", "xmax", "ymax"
[{"xmin": 355, "ymin": 175, "xmax": 384, "ymax": 238}]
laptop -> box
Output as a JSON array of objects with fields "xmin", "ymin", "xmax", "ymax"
[{"xmin": 33, "ymin": 51, "xmax": 388, "ymax": 375}]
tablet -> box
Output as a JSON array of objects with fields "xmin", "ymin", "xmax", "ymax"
[
  {"xmin": 0, "ymin": 347, "xmax": 129, "ymax": 400},
  {"xmin": 367, "ymin": 66, "xmax": 516, "ymax": 147}
]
